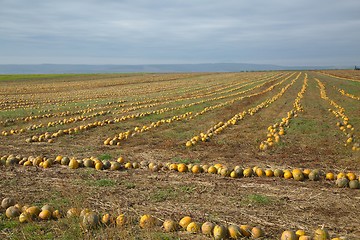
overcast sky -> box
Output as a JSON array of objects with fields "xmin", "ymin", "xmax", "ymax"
[{"xmin": 0, "ymin": 0, "xmax": 359, "ymax": 66}]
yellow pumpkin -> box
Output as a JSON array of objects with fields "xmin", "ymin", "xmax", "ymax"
[
  {"xmin": 177, "ymin": 163, "xmax": 188, "ymax": 173},
  {"xmin": 325, "ymin": 172, "xmax": 335, "ymax": 180},
  {"xmin": 313, "ymin": 228, "xmax": 330, "ymax": 240},
  {"xmin": 179, "ymin": 216, "xmax": 192, "ymax": 229},
  {"xmin": 201, "ymin": 221, "xmax": 215, "ymax": 235},
  {"xmin": 281, "ymin": 230, "xmax": 297, "ymax": 240},
  {"xmin": 163, "ymin": 219, "xmax": 178, "ymax": 232},
  {"xmin": 228, "ymin": 224, "xmax": 242, "ymax": 239},
  {"xmin": 239, "ymin": 225, "xmax": 252, "ymax": 237},
  {"xmin": 243, "ymin": 168, "xmax": 253, "ymax": 177},
  {"xmin": 38, "ymin": 209, "xmax": 52, "ymax": 220},
  {"xmin": 208, "ymin": 166, "xmax": 217, "ymax": 174},
  {"xmin": 213, "ymin": 225, "xmax": 228, "ymax": 240},
  {"xmin": 186, "ymin": 222, "xmax": 201, "ymax": 233},
  {"xmin": 116, "ymin": 214, "xmax": 126, "ymax": 227},
  {"xmin": 251, "ymin": 226, "xmax": 264, "ymax": 238},
  {"xmin": 191, "ymin": 165, "xmax": 202, "ymax": 173},
  {"xmin": 139, "ymin": 214, "xmax": 158, "ymax": 228}
]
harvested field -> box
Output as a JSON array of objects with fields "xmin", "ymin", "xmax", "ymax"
[{"xmin": 0, "ymin": 70, "xmax": 359, "ymax": 239}]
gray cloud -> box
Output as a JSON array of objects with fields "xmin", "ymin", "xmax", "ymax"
[{"xmin": 0, "ymin": 0, "xmax": 359, "ymax": 65}]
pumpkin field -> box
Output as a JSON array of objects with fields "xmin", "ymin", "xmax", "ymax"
[{"xmin": 0, "ymin": 70, "xmax": 359, "ymax": 239}]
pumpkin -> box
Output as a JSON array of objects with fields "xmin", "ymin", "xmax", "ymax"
[
  {"xmin": 39, "ymin": 209, "xmax": 52, "ymax": 220},
  {"xmin": 309, "ymin": 171, "xmax": 320, "ymax": 181},
  {"xmin": 110, "ymin": 161, "xmax": 122, "ymax": 170},
  {"xmin": 6, "ymin": 156, "xmax": 18, "ymax": 166},
  {"xmin": 228, "ymin": 224, "xmax": 242, "ymax": 239},
  {"xmin": 325, "ymin": 172, "xmax": 335, "ymax": 180},
  {"xmin": 336, "ymin": 178, "xmax": 349, "ymax": 188},
  {"xmin": 95, "ymin": 161, "xmax": 103, "ymax": 170},
  {"xmin": 169, "ymin": 163, "xmax": 177, "ymax": 171},
  {"xmin": 177, "ymin": 163, "xmax": 188, "ymax": 172},
  {"xmin": 213, "ymin": 225, "xmax": 228, "ymax": 240},
  {"xmin": 234, "ymin": 167, "xmax": 244, "ymax": 177},
  {"xmin": 243, "ymin": 168, "xmax": 253, "ymax": 177},
  {"xmin": 187, "ymin": 222, "xmax": 201, "ymax": 233},
  {"xmin": 61, "ymin": 157, "xmax": 70, "ymax": 165},
  {"xmin": 284, "ymin": 170, "xmax": 293, "ymax": 179},
  {"xmin": 6, "ymin": 206, "xmax": 21, "ymax": 218},
  {"xmin": 124, "ymin": 162, "xmax": 132, "ymax": 169},
  {"xmin": 84, "ymin": 159, "xmax": 95, "ymax": 168},
  {"xmin": 313, "ymin": 227, "xmax": 330, "ymax": 240},
  {"xmin": 240, "ymin": 225, "xmax": 252, "ymax": 237},
  {"xmin": 214, "ymin": 163, "xmax": 224, "ymax": 169},
  {"xmin": 272, "ymin": 169, "xmax": 283, "ymax": 177},
  {"xmin": 191, "ymin": 165, "xmax": 202, "ymax": 173},
  {"xmin": 117, "ymin": 157, "xmax": 124, "ymax": 163},
  {"xmin": 220, "ymin": 168, "xmax": 231, "ymax": 177},
  {"xmin": 346, "ymin": 172, "xmax": 356, "ymax": 181},
  {"xmin": 251, "ymin": 226, "xmax": 264, "ymax": 238},
  {"xmin": 201, "ymin": 221, "xmax": 215, "ymax": 235},
  {"xmin": 139, "ymin": 214, "xmax": 158, "ymax": 228},
  {"xmin": 80, "ymin": 208, "xmax": 92, "ymax": 218},
  {"xmin": 349, "ymin": 180, "xmax": 360, "ymax": 189},
  {"xmin": 208, "ymin": 166, "xmax": 217, "ymax": 174},
  {"xmin": 68, "ymin": 158, "xmax": 79, "ymax": 169},
  {"xmin": 52, "ymin": 210, "xmax": 62, "ymax": 220},
  {"xmin": 293, "ymin": 169, "xmax": 305, "ymax": 181},
  {"xmin": 1, "ymin": 197, "xmax": 16, "ymax": 209},
  {"xmin": 101, "ymin": 213, "xmax": 114, "ymax": 225},
  {"xmin": 19, "ymin": 212, "xmax": 31, "ymax": 223},
  {"xmin": 42, "ymin": 160, "xmax": 52, "ymax": 168},
  {"xmin": 82, "ymin": 212, "xmax": 100, "ymax": 229},
  {"xmin": 163, "ymin": 219, "xmax": 178, "ymax": 232},
  {"xmin": 303, "ymin": 169, "xmax": 311, "ymax": 178},
  {"xmin": 255, "ymin": 168, "xmax": 265, "ymax": 177},
  {"xmin": 26, "ymin": 206, "xmax": 41, "ymax": 218},
  {"xmin": 299, "ymin": 236, "xmax": 312, "ymax": 240},
  {"xmin": 230, "ymin": 171, "xmax": 239, "ymax": 178},
  {"xmin": 296, "ymin": 229, "xmax": 306, "ymax": 237},
  {"xmin": 337, "ymin": 172, "xmax": 346, "ymax": 180},
  {"xmin": 202, "ymin": 164, "xmax": 209, "ymax": 172},
  {"xmin": 281, "ymin": 230, "xmax": 297, "ymax": 240},
  {"xmin": 116, "ymin": 214, "xmax": 126, "ymax": 227},
  {"xmin": 179, "ymin": 216, "xmax": 192, "ymax": 229},
  {"xmin": 67, "ymin": 208, "xmax": 80, "ymax": 218},
  {"xmin": 265, "ymin": 169, "xmax": 274, "ymax": 177},
  {"xmin": 148, "ymin": 162, "xmax": 156, "ymax": 170},
  {"xmin": 132, "ymin": 162, "xmax": 140, "ymax": 168}
]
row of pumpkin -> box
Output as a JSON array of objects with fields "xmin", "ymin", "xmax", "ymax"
[
  {"xmin": 315, "ymin": 78, "xmax": 359, "ymax": 151},
  {"xmin": 1, "ymin": 154, "xmax": 359, "ymax": 190},
  {"xmin": 187, "ymin": 72, "xmax": 301, "ymax": 147},
  {"xmin": 259, "ymin": 74, "xmax": 308, "ymax": 150},
  {"xmin": 0, "ymin": 197, "xmax": 348, "ymax": 240}
]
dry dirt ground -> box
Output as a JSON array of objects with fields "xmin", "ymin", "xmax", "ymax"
[{"xmin": 0, "ymin": 70, "xmax": 359, "ymax": 239}]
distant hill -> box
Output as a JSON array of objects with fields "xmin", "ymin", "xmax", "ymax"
[{"xmin": 0, "ymin": 63, "xmax": 346, "ymax": 74}]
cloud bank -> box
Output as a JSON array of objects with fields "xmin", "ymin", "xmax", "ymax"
[{"xmin": 0, "ymin": 0, "xmax": 359, "ymax": 66}]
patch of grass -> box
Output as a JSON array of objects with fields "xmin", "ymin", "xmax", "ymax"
[
  {"xmin": 38, "ymin": 191, "xmax": 70, "ymax": 209},
  {"xmin": 122, "ymin": 180, "xmax": 136, "ymax": 189},
  {"xmin": 19, "ymin": 222, "xmax": 55, "ymax": 240},
  {"xmin": 89, "ymin": 179, "xmax": 117, "ymax": 187},
  {"xmin": 171, "ymin": 157, "xmax": 200, "ymax": 164},
  {"xmin": 58, "ymin": 218, "xmax": 83, "ymax": 240},
  {"xmin": 0, "ymin": 217, "xmax": 19, "ymax": 230},
  {"xmin": 179, "ymin": 185, "xmax": 196, "ymax": 194},
  {"xmin": 98, "ymin": 153, "xmax": 112, "ymax": 161},
  {"xmin": 288, "ymin": 117, "xmax": 330, "ymax": 136},
  {"xmin": 148, "ymin": 232, "xmax": 181, "ymax": 240},
  {"xmin": 245, "ymin": 194, "xmax": 272, "ymax": 205},
  {"xmin": 149, "ymin": 188, "xmax": 178, "ymax": 202}
]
